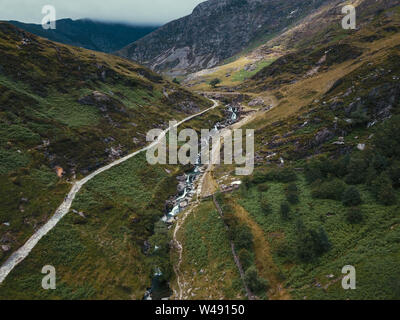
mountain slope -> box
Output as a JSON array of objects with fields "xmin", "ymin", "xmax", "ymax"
[
  {"xmin": 117, "ymin": 0, "xmax": 331, "ymax": 76},
  {"xmin": 0, "ymin": 21, "xmax": 213, "ymax": 275},
  {"xmin": 189, "ymin": 0, "xmax": 400, "ymax": 300},
  {"xmin": 7, "ymin": 19, "xmax": 158, "ymax": 53}
]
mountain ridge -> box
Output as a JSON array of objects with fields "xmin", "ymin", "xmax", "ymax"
[
  {"xmin": 117, "ymin": 0, "xmax": 332, "ymax": 76},
  {"xmin": 7, "ymin": 18, "xmax": 158, "ymax": 53}
]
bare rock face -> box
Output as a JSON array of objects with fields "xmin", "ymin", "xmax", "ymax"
[{"xmin": 117, "ymin": 0, "xmax": 330, "ymax": 76}]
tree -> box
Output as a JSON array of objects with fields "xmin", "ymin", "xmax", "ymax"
[
  {"xmin": 210, "ymin": 78, "xmax": 221, "ymax": 88},
  {"xmin": 238, "ymin": 249, "xmax": 253, "ymax": 270},
  {"xmin": 233, "ymin": 225, "xmax": 253, "ymax": 250},
  {"xmin": 172, "ymin": 78, "xmax": 181, "ymax": 85},
  {"xmin": 389, "ymin": 161, "xmax": 400, "ymax": 188},
  {"xmin": 345, "ymin": 157, "xmax": 368, "ymax": 184},
  {"xmin": 371, "ymin": 173, "xmax": 397, "ymax": 206},
  {"xmin": 296, "ymin": 225, "xmax": 331, "ymax": 262},
  {"xmin": 312, "ymin": 178, "xmax": 346, "ymax": 201},
  {"xmin": 314, "ymin": 227, "xmax": 331, "ymax": 255},
  {"xmin": 257, "ymin": 183, "xmax": 269, "ymax": 192},
  {"xmin": 244, "ymin": 266, "xmax": 269, "ymax": 295},
  {"xmin": 286, "ymin": 183, "xmax": 300, "ymax": 204},
  {"xmin": 286, "ymin": 192, "xmax": 299, "ymax": 205},
  {"xmin": 287, "ymin": 183, "xmax": 299, "ymax": 193},
  {"xmin": 305, "ymin": 159, "xmax": 323, "ymax": 183},
  {"xmin": 280, "ymin": 201, "xmax": 291, "ymax": 220},
  {"xmin": 342, "ymin": 186, "xmax": 362, "ymax": 207},
  {"xmin": 346, "ymin": 207, "xmax": 363, "ymax": 224},
  {"xmin": 260, "ymin": 195, "xmax": 272, "ymax": 214},
  {"xmin": 374, "ymin": 115, "xmax": 400, "ymax": 159}
]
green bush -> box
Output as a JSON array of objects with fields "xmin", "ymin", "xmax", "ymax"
[
  {"xmin": 287, "ymin": 183, "xmax": 299, "ymax": 193},
  {"xmin": 342, "ymin": 186, "xmax": 362, "ymax": 207},
  {"xmin": 374, "ymin": 115, "xmax": 400, "ymax": 159},
  {"xmin": 238, "ymin": 249, "xmax": 253, "ymax": 271},
  {"xmin": 345, "ymin": 157, "xmax": 368, "ymax": 185},
  {"xmin": 312, "ymin": 178, "xmax": 346, "ymax": 201},
  {"xmin": 371, "ymin": 173, "xmax": 397, "ymax": 206},
  {"xmin": 350, "ymin": 107, "xmax": 370, "ymax": 126},
  {"xmin": 265, "ymin": 168, "xmax": 297, "ymax": 183},
  {"xmin": 276, "ymin": 168, "xmax": 297, "ymax": 183},
  {"xmin": 296, "ymin": 221, "xmax": 331, "ymax": 262},
  {"xmin": 210, "ymin": 78, "xmax": 221, "ymax": 88},
  {"xmin": 257, "ymin": 183, "xmax": 270, "ymax": 192},
  {"xmin": 260, "ymin": 195, "xmax": 273, "ymax": 214},
  {"xmin": 346, "ymin": 207, "xmax": 363, "ymax": 224},
  {"xmin": 286, "ymin": 191, "xmax": 299, "ymax": 204},
  {"xmin": 286, "ymin": 183, "xmax": 299, "ymax": 204},
  {"xmin": 233, "ymin": 225, "xmax": 253, "ymax": 251},
  {"xmin": 389, "ymin": 161, "xmax": 400, "ymax": 188},
  {"xmin": 305, "ymin": 159, "xmax": 325, "ymax": 183},
  {"xmin": 280, "ymin": 201, "xmax": 291, "ymax": 220},
  {"xmin": 244, "ymin": 266, "xmax": 269, "ymax": 295}
]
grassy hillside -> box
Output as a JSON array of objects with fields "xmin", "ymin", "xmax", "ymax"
[
  {"xmin": 171, "ymin": 200, "xmax": 244, "ymax": 300},
  {"xmin": 0, "ymin": 22, "xmax": 213, "ymax": 270},
  {"xmin": 193, "ymin": 0, "xmax": 400, "ymax": 300},
  {"xmin": 8, "ymin": 19, "xmax": 158, "ymax": 53}
]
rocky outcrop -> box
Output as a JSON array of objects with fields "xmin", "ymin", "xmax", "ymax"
[{"xmin": 117, "ymin": 0, "xmax": 331, "ymax": 76}]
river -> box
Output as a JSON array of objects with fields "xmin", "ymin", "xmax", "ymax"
[{"xmin": 144, "ymin": 102, "xmax": 240, "ymax": 300}]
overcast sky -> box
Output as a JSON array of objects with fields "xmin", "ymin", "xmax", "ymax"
[{"xmin": 0, "ymin": 0, "xmax": 206, "ymax": 25}]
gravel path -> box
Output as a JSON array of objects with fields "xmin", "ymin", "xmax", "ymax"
[{"xmin": 0, "ymin": 100, "xmax": 219, "ymax": 284}]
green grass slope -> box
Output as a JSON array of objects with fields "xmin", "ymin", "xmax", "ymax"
[{"xmin": 0, "ymin": 22, "xmax": 212, "ymax": 270}]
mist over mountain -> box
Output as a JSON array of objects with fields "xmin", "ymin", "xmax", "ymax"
[{"xmin": 7, "ymin": 18, "xmax": 159, "ymax": 53}]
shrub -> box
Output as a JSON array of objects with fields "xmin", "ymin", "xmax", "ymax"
[
  {"xmin": 342, "ymin": 186, "xmax": 362, "ymax": 207},
  {"xmin": 313, "ymin": 227, "xmax": 331, "ymax": 256},
  {"xmin": 305, "ymin": 159, "xmax": 323, "ymax": 183},
  {"xmin": 265, "ymin": 168, "xmax": 297, "ymax": 183},
  {"xmin": 372, "ymin": 153, "xmax": 389, "ymax": 172},
  {"xmin": 287, "ymin": 183, "xmax": 299, "ymax": 193},
  {"xmin": 210, "ymin": 78, "xmax": 221, "ymax": 88},
  {"xmin": 286, "ymin": 183, "xmax": 300, "ymax": 204},
  {"xmin": 296, "ymin": 224, "xmax": 331, "ymax": 262},
  {"xmin": 389, "ymin": 161, "xmax": 400, "ymax": 188},
  {"xmin": 371, "ymin": 173, "xmax": 397, "ymax": 206},
  {"xmin": 276, "ymin": 168, "xmax": 297, "ymax": 183},
  {"xmin": 377, "ymin": 183, "xmax": 397, "ymax": 206},
  {"xmin": 346, "ymin": 207, "xmax": 363, "ymax": 224},
  {"xmin": 252, "ymin": 171, "xmax": 267, "ymax": 184},
  {"xmin": 374, "ymin": 115, "xmax": 400, "ymax": 158},
  {"xmin": 345, "ymin": 157, "xmax": 368, "ymax": 185},
  {"xmin": 333, "ymin": 155, "xmax": 350, "ymax": 178},
  {"xmin": 350, "ymin": 107, "xmax": 370, "ymax": 126},
  {"xmin": 286, "ymin": 192, "xmax": 299, "ymax": 205},
  {"xmin": 312, "ymin": 178, "xmax": 346, "ymax": 201},
  {"xmin": 280, "ymin": 202, "xmax": 291, "ymax": 220},
  {"xmin": 260, "ymin": 195, "xmax": 273, "ymax": 214},
  {"xmin": 244, "ymin": 266, "xmax": 269, "ymax": 295},
  {"xmin": 257, "ymin": 183, "xmax": 270, "ymax": 192},
  {"xmin": 233, "ymin": 225, "xmax": 253, "ymax": 250},
  {"xmin": 238, "ymin": 249, "xmax": 253, "ymax": 270}
]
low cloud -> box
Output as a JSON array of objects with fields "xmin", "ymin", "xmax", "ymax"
[{"xmin": 0, "ymin": 0, "xmax": 206, "ymax": 25}]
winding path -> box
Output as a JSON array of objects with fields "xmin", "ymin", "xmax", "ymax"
[{"xmin": 0, "ymin": 99, "xmax": 220, "ymax": 284}]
